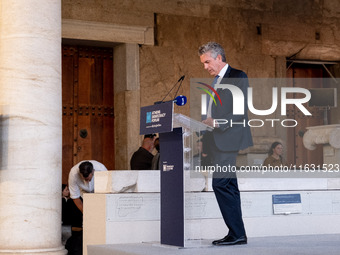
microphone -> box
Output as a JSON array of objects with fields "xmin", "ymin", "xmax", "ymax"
[
  {"xmin": 154, "ymin": 95, "xmax": 187, "ymax": 106},
  {"xmin": 174, "ymin": 95, "xmax": 187, "ymax": 106},
  {"xmin": 154, "ymin": 75, "xmax": 186, "ymax": 104}
]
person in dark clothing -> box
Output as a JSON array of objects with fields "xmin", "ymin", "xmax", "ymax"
[
  {"xmin": 198, "ymin": 42, "xmax": 253, "ymax": 246},
  {"xmin": 63, "ymin": 184, "xmax": 81, "ymax": 254},
  {"xmin": 62, "ymin": 184, "xmax": 72, "ymax": 226},
  {"xmin": 66, "ymin": 160, "xmax": 107, "ymax": 255},
  {"xmin": 130, "ymin": 134, "xmax": 156, "ymax": 170},
  {"xmin": 65, "ymin": 198, "xmax": 83, "ymax": 255}
]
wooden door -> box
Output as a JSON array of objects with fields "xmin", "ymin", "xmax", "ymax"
[
  {"xmin": 62, "ymin": 45, "xmax": 114, "ymax": 184},
  {"xmin": 286, "ymin": 65, "xmax": 325, "ymax": 167}
]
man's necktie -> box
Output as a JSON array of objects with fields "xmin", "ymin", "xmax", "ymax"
[
  {"xmin": 211, "ymin": 75, "xmax": 219, "ymax": 89},
  {"xmin": 206, "ymin": 75, "xmax": 219, "ymax": 117}
]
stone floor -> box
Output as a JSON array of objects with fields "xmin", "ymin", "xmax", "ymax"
[{"xmin": 87, "ymin": 234, "xmax": 340, "ymax": 255}]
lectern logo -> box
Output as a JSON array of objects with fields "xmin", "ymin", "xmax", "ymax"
[
  {"xmin": 146, "ymin": 112, "xmax": 152, "ymax": 123},
  {"xmin": 163, "ymin": 163, "xmax": 174, "ymax": 172}
]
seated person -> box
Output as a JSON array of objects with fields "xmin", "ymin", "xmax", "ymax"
[
  {"xmin": 263, "ymin": 141, "xmax": 284, "ymax": 167},
  {"xmin": 130, "ymin": 134, "xmax": 156, "ymax": 170},
  {"xmin": 62, "ymin": 184, "xmax": 72, "ymax": 226}
]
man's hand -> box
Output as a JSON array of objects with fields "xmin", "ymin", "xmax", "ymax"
[{"xmin": 202, "ymin": 117, "xmax": 218, "ymax": 128}]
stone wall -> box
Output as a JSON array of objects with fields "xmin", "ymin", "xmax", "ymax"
[{"xmin": 62, "ymin": 0, "xmax": 340, "ymax": 168}]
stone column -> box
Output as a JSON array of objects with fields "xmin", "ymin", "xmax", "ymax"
[
  {"xmin": 0, "ymin": 1, "xmax": 65, "ymax": 254},
  {"xmin": 114, "ymin": 43, "xmax": 140, "ymax": 170}
]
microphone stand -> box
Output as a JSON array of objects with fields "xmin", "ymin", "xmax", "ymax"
[
  {"xmin": 154, "ymin": 75, "xmax": 185, "ymax": 104},
  {"xmin": 173, "ymin": 76, "xmax": 185, "ymax": 100}
]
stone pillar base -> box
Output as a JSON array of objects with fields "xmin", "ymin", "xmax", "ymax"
[
  {"xmin": 0, "ymin": 246, "xmax": 67, "ymax": 255},
  {"xmin": 303, "ymin": 124, "xmax": 340, "ymax": 165}
]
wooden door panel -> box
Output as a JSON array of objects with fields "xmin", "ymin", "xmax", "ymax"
[
  {"xmin": 294, "ymin": 67, "xmax": 324, "ymax": 166},
  {"xmin": 62, "ymin": 54, "xmax": 75, "ymax": 105},
  {"xmin": 103, "ymin": 116, "xmax": 115, "ymax": 170},
  {"xmin": 91, "ymin": 116, "xmax": 104, "ymax": 162},
  {"xmin": 286, "ymin": 65, "xmax": 325, "ymax": 167},
  {"xmin": 103, "ymin": 59, "xmax": 114, "ymax": 105},
  {"xmin": 62, "ymin": 45, "xmax": 114, "ymax": 184},
  {"xmin": 76, "ymin": 115, "xmax": 92, "ymax": 162},
  {"xmin": 62, "ymin": 114, "xmax": 74, "ymax": 184},
  {"xmin": 78, "ymin": 58, "xmax": 93, "ymax": 105},
  {"xmin": 62, "ymin": 49, "xmax": 76, "ymax": 184},
  {"xmin": 102, "ymin": 58, "xmax": 115, "ymax": 170},
  {"xmin": 91, "ymin": 58, "xmax": 103, "ymax": 104}
]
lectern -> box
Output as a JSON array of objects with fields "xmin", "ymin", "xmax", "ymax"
[{"xmin": 140, "ymin": 102, "xmax": 212, "ymax": 247}]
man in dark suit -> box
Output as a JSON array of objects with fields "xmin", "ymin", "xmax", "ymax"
[{"xmin": 198, "ymin": 42, "xmax": 253, "ymax": 245}]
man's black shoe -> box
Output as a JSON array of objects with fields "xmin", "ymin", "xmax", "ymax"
[{"xmin": 212, "ymin": 235, "xmax": 247, "ymax": 245}]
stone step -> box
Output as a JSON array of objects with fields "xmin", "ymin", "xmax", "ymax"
[{"xmin": 94, "ymin": 170, "xmax": 340, "ymax": 193}]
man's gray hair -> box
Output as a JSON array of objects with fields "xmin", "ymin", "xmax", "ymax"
[{"xmin": 198, "ymin": 42, "xmax": 226, "ymax": 62}]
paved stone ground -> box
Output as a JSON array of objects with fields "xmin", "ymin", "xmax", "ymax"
[{"xmin": 87, "ymin": 234, "xmax": 340, "ymax": 255}]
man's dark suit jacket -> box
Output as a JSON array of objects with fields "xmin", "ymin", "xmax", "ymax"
[{"xmin": 211, "ymin": 65, "xmax": 253, "ymax": 152}]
